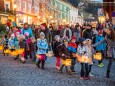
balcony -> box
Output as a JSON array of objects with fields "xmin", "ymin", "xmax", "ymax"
[{"xmin": 0, "ymin": 8, "xmax": 16, "ymax": 15}]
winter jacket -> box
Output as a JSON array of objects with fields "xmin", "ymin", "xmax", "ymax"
[
  {"xmin": 53, "ymin": 41, "xmax": 61, "ymax": 57},
  {"xmin": 64, "ymin": 29, "xmax": 72, "ymax": 40},
  {"xmin": 19, "ymin": 39, "xmax": 28, "ymax": 50},
  {"xmin": 58, "ymin": 44, "xmax": 71, "ymax": 60},
  {"xmin": 29, "ymin": 42, "xmax": 37, "ymax": 52},
  {"xmin": 83, "ymin": 29, "xmax": 94, "ymax": 39},
  {"xmin": 8, "ymin": 38, "xmax": 15, "ymax": 49},
  {"xmin": 77, "ymin": 44, "xmax": 87, "ymax": 56},
  {"xmin": 36, "ymin": 38, "xmax": 48, "ymax": 54},
  {"xmin": 68, "ymin": 42, "xmax": 77, "ymax": 53},
  {"xmin": 73, "ymin": 28, "xmax": 81, "ymax": 42},
  {"xmin": 95, "ymin": 35, "xmax": 106, "ymax": 51},
  {"xmin": 21, "ymin": 27, "xmax": 34, "ymax": 37}
]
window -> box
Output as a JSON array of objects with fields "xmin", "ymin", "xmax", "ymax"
[
  {"xmin": 17, "ymin": 0, "xmax": 21, "ymax": 8},
  {"xmin": 28, "ymin": 3, "xmax": 31, "ymax": 13},
  {"xmin": 23, "ymin": 1, "xmax": 26, "ymax": 12}
]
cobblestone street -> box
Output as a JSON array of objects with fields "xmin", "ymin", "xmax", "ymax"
[{"xmin": 0, "ymin": 52, "xmax": 115, "ymax": 86}]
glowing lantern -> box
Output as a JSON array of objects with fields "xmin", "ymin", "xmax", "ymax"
[
  {"xmin": 10, "ymin": 51, "xmax": 18, "ymax": 57},
  {"xmin": 4, "ymin": 49, "xmax": 10, "ymax": 54},
  {"xmin": 36, "ymin": 54, "xmax": 41, "ymax": 58},
  {"xmin": 62, "ymin": 59, "xmax": 72, "ymax": 66},
  {"xmin": 0, "ymin": 45, "xmax": 3, "ymax": 50},
  {"xmin": 17, "ymin": 48, "xmax": 24, "ymax": 55},
  {"xmin": 76, "ymin": 53, "xmax": 92, "ymax": 63},
  {"xmin": 94, "ymin": 53, "xmax": 102, "ymax": 60},
  {"xmin": 46, "ymin": 51, "xmax": 54, "ymax": 57}
]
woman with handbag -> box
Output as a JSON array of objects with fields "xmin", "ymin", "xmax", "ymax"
[
  {"xmin": 36, "ymin": 32, "xmax": 48, "ymax": 69},
  {"xmin": 93, "ymin": 28, "xmax": 115, "ymax": 78}
]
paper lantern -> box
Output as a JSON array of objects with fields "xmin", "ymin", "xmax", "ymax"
[
  {"xmin": 76, "ymin": 53, "xmax": 92, "ymax": 63},
  {"xmin": 62, "ymin": 59, "xmax": 72, "ymax": 66},
  {"xmin": 10, "ymin": 51, "xmax": 19, "ymax": 57},
  {"xmin": 94, "ymin": 53, "xmax": 102, "ymax": 60},
  {"xmin": 36, "ymin": 54, "xmax": 41, "ymax": 59},
  {"xmin": 0, "ymin": 45, "xmax": 3, "ymax": 50},
  {"xmin": 17, "ymin": 48, "xmax": 24, "ymax": 55},
  {"xmin": 46, "ymin": 51, "xmax": 54, "ymax": 57},
  {"xmin": 4, "ymin": 49, "xmax": 10, "ymax": 54}
]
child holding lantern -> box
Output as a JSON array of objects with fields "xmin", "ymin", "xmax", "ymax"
[
  {"xmin": 77, "ymin": 38, "xmax": 92, "ymax": 80},
  {"xmin": 36, "ymin": 32, "xmax": 48, "ymax": 69},
  {"xmin": 19, "ymin": 35, "xmax": 28, "ymax": 63},
  {"xmin": 68, "ymin": 36, "xmax": 77, "ymax": 73},
  {"xmin": 58, "ymin": 37, "xmax": 72, "ymax": 75}
]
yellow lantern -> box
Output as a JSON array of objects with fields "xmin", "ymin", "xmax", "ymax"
[
  {"xmin": 62, "ymin": 59, "xmax": 72, "ymax": 66},
  {"xmin": 94, "ymin": 53, "xmax": 102, "ymax": 60},
  {"xmin": 0, "ymin": 45, "xmax": 4, "ymax": 50},
  {"xmin": 36, "ymin": 54, "xmax": 41, "ymax": 59},
  {"xmin": 4, "ymin": 49, "xmax": 10, "ymax": 54},
  {"xmin": 10, "ymin": 51, "xmax": 19, "ymax": 57},
  {"xmin": 17, "ymin": 48, "xmax": 24, "ymax": 55}
]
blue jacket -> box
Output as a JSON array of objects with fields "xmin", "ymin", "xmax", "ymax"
[
  {"xmin": 8, "ymin": 38, "xmax": 15, "ymax": 49},
  {"xmin": 22, "ymin": 27, "xmax": 34, "ymax": 37},
  {"xmin": 37, "ymin": 38, "xmax": 48, "ymax": 54},
  {"xmin": 68, "ymin": 46, "xmax": 76, "ymax": 53},
  {"xmin": 95, "ymin": 35, "xmax": 106, "ymax": 51}
]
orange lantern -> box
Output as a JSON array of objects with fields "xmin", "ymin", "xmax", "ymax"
[
  {"xmin": 62, "ymin": 59, "xmax": 72, "ymax": 66},
  {"xmin": 36, "ymin": 54, "xmax": 41, "ymax": 59},
  {"xmin": 4, "ymin": 49, "xmax": 10, "ymax": 54},
  {"xmin": 76, "ymin": 53, "xmax": 92, "ymax": 63},
  {"xmin": 10, "ymin": 51, "xmax": 19, "ymax": 57},
  {"xmin": 46, "ymin": 51, "xmax": 54, "ymax": 57},
  {"xmin": 17, "ymin": 48, "xmax": 24, "ymax": 55},
  {"xmin": 0, "ymin": 45, "xmax": 4, "ymax": 50},
  {"xmin": 94, "ymin": 53, "xmax": 102, "ymax": 60}
]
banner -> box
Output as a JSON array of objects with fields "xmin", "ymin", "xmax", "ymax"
[{"xmin": 98, "ymin": 8, "xmax": 104, "ymax": 17}]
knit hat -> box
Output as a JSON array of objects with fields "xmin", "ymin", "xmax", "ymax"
[
  {"xmin": 62, "ymin": 36, "xmax": 68, "ymax": 43},
  {"xmin": 98, "ymin": 30, "xmax": 103, "ymax": 34},
  {"xmin": 24, "ymin": 32, "xmax": 29, "ymax": 37},
  {"xmin": 71, "ymin": 36, "xmax": 76, "ymax": 40},
  {"xmin": 79, "ymin": 38, "xmax": 85, "ymax": 43},
  {"xmin": 40, "ymin": 32, "xmax": 45, "ymax": 37},
  {"xmin": 41, "ymin": 23, "xmax": 47, "ymax": 28},
  {"xmin": 54, "ymin": 35, "xmax": 60, "ymax": 40}
]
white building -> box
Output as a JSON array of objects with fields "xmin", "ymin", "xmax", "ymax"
[{"xmin": 70, "ymin": 6, "xmax": 78, "ymax": 25}]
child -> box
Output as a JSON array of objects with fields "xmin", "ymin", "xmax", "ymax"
[
  {"xmin": 77, "ymin": 38, "xmax": 91, "ymax": 80},
  {"xmin": 8, "ymin": 34, "xmax": 15, "ymax": 52},
  {"xmin": 95, "ymin": 30, "xmax": 106, "ymax": 67},
  {"xmin": 36, "ymin": 32, "xmax": 48, "ymax": 69},
  {"xmin": 68, "ymin": 36, "xmax": 77, "ymax": 73},
  {"xmin": 3, "ymin": 35, "xmax": 9, "ymax": 56},
  {"xmin": 29, "ymin": 37, "xmax": 37, "ymax": 63},
  {"xmin": 58, "ymin": 37, "xmax": 71, "ymax": 75},
  {"xmin": 24, "ymin": 32, "xmax": 32, "ymax": 60},
  {"xmin": 53, "ymin": 35, "xmax": 61, "ymax": 69},
  {"xmin": 19, "ymin": 35, "xmax": 28, "ymax": 63}
]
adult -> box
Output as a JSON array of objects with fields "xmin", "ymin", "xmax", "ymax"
[
  {"xmin": 70, "ymin": 25, "xmax": 75, "ymax": 35},
  {"xmin": 40, "ymin": 23, "xmax": 52, "ymax": 44},
  {"xmin": 21, "ymin": 23, "xmax": 34, "ymax": 38},
  {"xmin": 93, "ymin": 28, "xmax": 115, "ymax": 78},
  {"xmin": 73, "ymin": 25, "xmax": 81, "ymax": 44},
  {"xmin": 33, "ymin": 25, "xmax": 41, "ymax": 39},
  {"xmin": 64, "ymin": 25, "xmax": 72, "ymax": 41},
  {"xmin": 82, "ymin": 24, "xmax": 93, "ymax": 40}
]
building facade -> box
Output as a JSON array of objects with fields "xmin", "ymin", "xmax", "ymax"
[{"xmin": 14, "ymin": 0, "xmax": 40, "ymax": 25}]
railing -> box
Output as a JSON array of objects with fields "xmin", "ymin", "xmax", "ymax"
[{"xmin": 0, "ymin": 8, "xmax": 16, "ymax": 15}]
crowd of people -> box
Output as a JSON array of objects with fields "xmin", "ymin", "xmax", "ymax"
[{"xmin": 0, "ymin": 20, "xmax": 115, "ymax": 80}]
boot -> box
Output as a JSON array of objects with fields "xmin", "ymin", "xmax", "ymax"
[
  {"xmin": 41, "ymin": 61, "xmax": 45, "ymax": 69},
  {"xmin": 106, "ymin": 70, "xmax": 110, "ymax": 78},
  {"xmin": 36, "ymin": 60, "xmax": 41, "ymax": 68}
]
